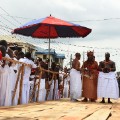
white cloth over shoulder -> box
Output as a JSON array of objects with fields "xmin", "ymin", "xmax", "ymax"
[
  {"xmin": 97, "ymin": 72, "xmax": 119, "ymax": 99},
  {"xmin": 70, "ymin": 68, "xmax": 82, "ymax": 99}
]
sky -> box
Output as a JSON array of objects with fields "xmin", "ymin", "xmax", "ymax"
[{"xmin": 0, "ymin": 0, "xmax": 120, "ymax": 70}]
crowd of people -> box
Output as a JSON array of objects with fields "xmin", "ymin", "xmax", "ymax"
[
  {"xmin": 0, "ymin": 40, "xmax": 70, "ymax": 106},
  {"xmin": 70, "ymin": 51, "xmax": 119, "ymax": 103},
  {"xmin": 0, "ymin": 39, "xmax": 119, "ymax": 107}
]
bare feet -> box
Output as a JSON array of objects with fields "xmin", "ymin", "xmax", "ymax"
[
  {"xmin": 90, "ymin": 99, "xmax": 96, "ymax": 102},
  {"xmin": 100, "ymin": 100, "xmax": 105, "ymax": 103},
  {"xmin": 108, "ymin": 101, "xmax": 113, "ymax": 104},
  {"xmin": 81, "ymin": 98, "xmax": 88, "ymax": 102},
  {"xmin": 71, "ymin": 98, "xmax": 79, "ymax": 102}
]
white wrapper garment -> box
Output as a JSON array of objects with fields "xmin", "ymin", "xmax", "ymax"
[
  {"xmin": 47, "ymin": 79, "xmax": 60, "ymax": 100},
  {"xmin": 63, "ymin": 75, "xmax": 70, "ymax": 98},
  {"xmin": 97, "ymin": 72, "xmax": 119, "ymax": 99},
  {"xmin": 70, "ymin": 68, "xmax": 82, "ymax": 100},
  {"xmin": 38, "ymin": 79, "xmax": 46, "ymax": 102}
]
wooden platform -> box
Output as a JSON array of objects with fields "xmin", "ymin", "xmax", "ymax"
[{"xmin": 0, "ymin": 98, "xmax": 120, "ymax": 120}]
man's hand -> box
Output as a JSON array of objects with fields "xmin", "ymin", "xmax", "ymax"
[{"xmin": 103, "ymin": 67, "xmax": 110, "ymax": 73}]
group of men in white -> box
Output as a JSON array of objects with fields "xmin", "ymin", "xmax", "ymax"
[{"xmin": 0, "ymin": 40, "xmax": 70, "ymax": 106}]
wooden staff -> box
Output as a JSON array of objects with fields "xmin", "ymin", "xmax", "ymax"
[
  {"xmin": 29, "ymin": 67, "xmax": 40, "ymax": 102},
  {"xmin": 45, "ymin": 73, "xmax": 55, "ymax": 100},
  {"xmin": 12, "ymin": 66, "xmax": 22, "ymax": 104},
  {"xmin": 68, "ymin": 80, "xmax": 70, "ymax": 98},
  {"xmin": 52, "ymin": 74, "xmax": 57, "ymax": 100},
  {"xmin": 61, "ymin": 74, "xmax": 65, "ymax": 98},
  {"xmin": 36, "ymin": 67, "xmax": 42, "ymax": 102},
  {"xmin": 18, "ymin": 64, "xmax": 24, "ymax": 104},
  {"xmin": 81, "ymin": 51, "xmax": 85, "ymax": 96},
  {"xmin": 29, "ymin": 82, "xmax": 39, "ymax": 102}
]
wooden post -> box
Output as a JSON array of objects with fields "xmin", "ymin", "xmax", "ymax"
[
  {"xmin": 29, "ymin": 82, "xmax": 39, "ymax": 102},
  {"xmin": 61, "ymin": 74, "xmax": 65, "ymax": 98},
  {"xmin": 52, "ymin": 75, "xmax": 57, "ymax": 100},
  {"xmin": 81, "ymin": 51, "xmax": 85, "ymax": 96},
  {"xmin": 45, "ymin": 73, "xmax": 55, "ymax": 100},
  {"xmin": 36, "ymin": 67, "xmax": 42, "ymax": 102},
  {"xmin": 68, "ymin": 78, "xmax": 70, "ymax": 98},
  {"xmin": 29, "ymin": 69, "xmax": 39, "ymax": 102},
  {"xmin": 18, "ymin": 64, "xmax": 24, "ymax": 104},
  {"xmin": 12, "ymin": 66, "xmax": 22, "ymax": 104}
]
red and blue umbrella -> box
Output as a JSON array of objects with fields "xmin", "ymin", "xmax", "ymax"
[{"xmin": 12, "ymin": 15, "xmax": 92, "ymax": 38}]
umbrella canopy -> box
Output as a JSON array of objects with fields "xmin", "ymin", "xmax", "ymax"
[{"xmin": 12, "ymin": 15, "xmax": 92, "ymax": 38}]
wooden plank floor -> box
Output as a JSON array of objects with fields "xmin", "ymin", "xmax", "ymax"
[{"xmin": 0, "ymin": 98, "xmax": 120, "ymax": 120}]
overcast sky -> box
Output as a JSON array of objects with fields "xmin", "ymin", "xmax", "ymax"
[{"xmin": 0, "ymin": 0, "xmax": 120, "ymax": 69}]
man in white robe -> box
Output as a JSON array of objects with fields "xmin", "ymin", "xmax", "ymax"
[
  {"xmin": 98, "ymin": 52, "xmax": 119, "ymax": 103},
  {"xmin": 70, "ymin": 53, "xmax": 82, "ymax": 102},
  {"xmin": 0, "ymin": 45, "xmax": 11, "ymax": 106},
  {"xmin": 19, "ymin": 52, "xmax": 37, "ymax": 104}
]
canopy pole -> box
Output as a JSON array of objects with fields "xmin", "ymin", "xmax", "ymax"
[
  {"xmin": 48, "ymin": 25, "xmax": 50, "ymax": 81},
  {"xmin": 48, "ymin": 25, "xmax": 50, "ymax": 68},
  {"xmin": 48, "ymin": 38, "xmax": 50, "ymax": 67}
]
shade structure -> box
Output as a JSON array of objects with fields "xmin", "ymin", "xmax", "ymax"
[{"xmin": 12, "ymin": 15, "xmax": 92, "ymax": 66}]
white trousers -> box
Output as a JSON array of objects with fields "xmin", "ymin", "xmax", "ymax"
[{"xmin": 21, "ymin": 83, "xmax": 30, "ymax": 104}]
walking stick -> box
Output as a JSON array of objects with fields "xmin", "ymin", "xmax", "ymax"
[
  {"xmin": 29, "ymin": 67, "xmax": 39, "ymax": 102},
  {"xmin": 18, "ymin": 64, "xmax": 24, "ymax": 104},
  {"xmin": 45, "ymin": 73, "xmax": 55, "ymax": 100},
  {"xmin": 53, "ymin": 75, "xmax": 57, "ymax": 100},
  {"xmin": 12, "ymin": 66, "xmax": 22, "ymax": 104},
  {"xmin": 61, "ymin": 74, "xmax": 65, "ymax": 98},
  {"xmin": 36, "ymin": 67, "xmax": 42, "ymax": 102},
  {"xmin": 81, "ymin": 51, "xmax": 85, "ymax": 96}
]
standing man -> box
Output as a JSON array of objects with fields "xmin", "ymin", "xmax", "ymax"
[
  {"xmin": 70, "ymin": 53, "xmax": 82, "ymax": 102},
  {"xmin": 81, "ymin": 51, "xmax": 98, "ymax": 102},
  {"xmin": 98, "ymin": 52, "xmax": 119, "ymax": 103},
  {"xmin": 19, "ymin": 52, "xmax": 37, "ymax": 104}
]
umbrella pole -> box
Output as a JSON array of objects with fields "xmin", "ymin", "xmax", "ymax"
[
  {"xmin": 48, "ymin": 25, "xmax": 50, "ymax": 81},
  {"xmin": 48, "ymin": 25, "xmax": 50, "ymax": 68},
  {"xmin": 48, "ymin": 38, "xmax": 50, "ymax": 68}
]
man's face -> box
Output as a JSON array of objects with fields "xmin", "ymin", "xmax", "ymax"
[
  {"xmin": 88, "ymin": 54, "xmax": 93, "ymax": 61},
  {"xmin": 77, "ymin": 55, "xmax": 81, "ymax": 60},
  {"xmin": 64, "ymin": 68, "xmax": 67, "ymax": 72},
  {"xmin": 105, "ymin": 53, "xmax": 110, "ymax": 60}
]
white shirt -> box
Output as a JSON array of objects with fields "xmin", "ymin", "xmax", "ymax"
[{"xmin": 19, "ymin": 57, "xmax": 37, "ymax": 84}]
